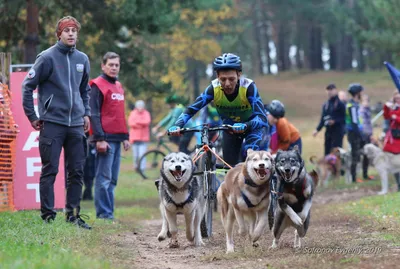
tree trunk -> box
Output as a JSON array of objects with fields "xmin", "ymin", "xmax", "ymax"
[
  {"xmin": 260, "ymin": 1, "xmax": 271, "ymax": 74},
  {"xmin": 24, "ymin": 0, "xmax": 39, "ymax": 63},
  {"xmin": 337, "ymin": 0, "xmax": 354, "ymax": 71},
  {"xmin": 277, "ymin": 22, "xmax": 290, "ymax": 71},
  {"xmin": 329, "ymin": 43, "xmax": 337, "ymax": 70},
  {"xmin": 295, "ymin": 21, "xmax": 304, "ymax": 70},
  {"xmin": 357, "ymin": 41, "xmax": 366, "ymax": 72},
  {"xmin": 309, "ymin": 25, "xmax": 323, "ymax": 70},
  {"xmin": 252, "ymin": 0, "xmax": 263, "ymax": 75}
]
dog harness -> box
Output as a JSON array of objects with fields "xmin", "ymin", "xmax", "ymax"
[
  {"xmin": 325, "ymin": 153, "xmax": 338, "ymax": 175},
  {"xmin": 162, "ymin": 175, "xmax": 198, "ymax": 209},
  {"xmin": 241, "ymin": 177, "xmax": 269, "ymax": 208}
]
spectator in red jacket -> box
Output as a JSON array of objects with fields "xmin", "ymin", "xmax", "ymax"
[
  {"xmin": 128, "ymin": 100, "xmax": 151, "ymax": 172},
  {"xmin": 383, "ymin": 91, "xmax": 400, "ymax": 154},
  {"xmin": 382, "ymin": 90, "xmax": 400, "ymax": 193}
]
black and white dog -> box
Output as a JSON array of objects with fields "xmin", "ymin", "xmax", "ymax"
[
  {"xmin": 157, "ymin": 152, "xmax": 206, "ymax": 248},
  {"xmin": 269, "ymin": 146, "xmax": 318, "ymax": 249}
]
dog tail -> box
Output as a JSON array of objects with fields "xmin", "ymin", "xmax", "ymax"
[
  {"xmin": 309, "ymin": 156, "xmax": 318, "ymax": 165},
  {"xmin": 309, "ymin": 170, "xmax": 319, "ymax": 187}
]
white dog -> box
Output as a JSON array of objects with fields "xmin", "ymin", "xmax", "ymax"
[
  {"xmin": 157, "ymin": 152, "xmax": 205, "ymax": 247},
  {"xmin": 363, "ymin": 143, "xmax": 400, "ymax": 195}
]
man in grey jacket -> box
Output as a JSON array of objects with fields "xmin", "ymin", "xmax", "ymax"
[{"xmin": 22, "ymin": 16, "xmax": 91, "ymax": 229}]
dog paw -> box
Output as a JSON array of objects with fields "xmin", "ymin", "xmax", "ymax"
[
  {"xmin": 269, "ymin": 243, "xmax": 278, "ymax": 249},
  {"xmin": 252, "ymin": 241, "xmax": 260, "ymax": 248},
  {"xmin": 157, "ymin": 233, "xmax": 167, "ymax": 242},
  {"xmin": 168, "ymin": 239, "xmax": 180, "ymax": 248},
  {"xmin": 226, "ymin": 245, "xmax": 234, "ymax": 253},
  {"xmin": 269, "ymin": 239, "xmax": 279, "ymax": 249},
  {"xmin": 194, "ymin": 239, "xmax": 205, "ymax": 247}
]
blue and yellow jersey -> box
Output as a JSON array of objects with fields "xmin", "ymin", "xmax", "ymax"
[
  {"xmin": 175, "ymin": 77, "xmax": 268, "ymax": 131},
  {"xmin": 345, "ymin": 99, "xmax": 363, "ymax": 133},
  {"xmin": 212, "ymin": 78, "xmax": 253, "ymax": 123}
]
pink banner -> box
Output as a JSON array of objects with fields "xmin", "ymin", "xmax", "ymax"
[{"xmin": 10, "ymin": 72, "xmax": 65, "ymax": 210}]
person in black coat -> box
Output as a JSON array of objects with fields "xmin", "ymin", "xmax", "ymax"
[{"xmin": 313, "ymin": 84, "xmax": 346, "ymax": 156}]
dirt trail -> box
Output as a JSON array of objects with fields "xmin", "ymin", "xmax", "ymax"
[{"xmin": 108, "ymin": 187, "xmax": 400, "ymax": 269}]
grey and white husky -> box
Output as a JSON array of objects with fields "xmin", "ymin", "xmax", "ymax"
[
  {"xmin": 157, "ymin": 152, "xmax": 206, "ymax": 248},
  {"xmin": 269, "ymin": 146, "xmax": 319, "ymax": 249}
]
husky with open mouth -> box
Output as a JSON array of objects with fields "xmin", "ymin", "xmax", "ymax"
[
  {"xmin": 217, "ymin": 149, "xmax": 274, "ymax": 253},
  {"xmin": 157, "ymin": 152, "xmax": 206, "ymax": 248},
  {"xmin": 270, "ymin": 146, "xmax": 318, "ymax": 249}
]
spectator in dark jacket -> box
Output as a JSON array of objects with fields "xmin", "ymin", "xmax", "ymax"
[
  {"xmin": 313, "ymin": 84, "xmax": 346, "ymax": 156},
  {"xmin": 22, "ymin": 16, "xmax": 91, "ymax": 229}
]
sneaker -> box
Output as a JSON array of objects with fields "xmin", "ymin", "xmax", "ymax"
[
  {"xmin": 44, "ymin": 215, "xmax": 55, "ymax": 223},
  {"xmin": 356, "ymin": 178, "xmax": 364, "ymax": 183},
  {"xmin": 66, "ymin": 214, "xmax": 92, "ymax": 230},
  {"xmin": 363, "ymin": 176, "xmax": 375, "ymax": 180}
]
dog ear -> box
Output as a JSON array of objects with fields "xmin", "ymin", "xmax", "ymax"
[
  {"xmin": 247, "ymin": 148, "xmax": 254, "ymax": 156},
  {"xmin": 292, "ymin": 145, "xmax": 300, "ymax": 153}
]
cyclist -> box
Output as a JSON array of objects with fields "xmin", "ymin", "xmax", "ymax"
[
  {"xmin": 265, "ymin": 100, "xmax": 302, "ymax": 154},
  {"xmin": 152, "ymin": 94, "xmax": 194, "ymax": 154},
  {"xmin": 168, "ymin": 53, "xmax": 269, "ymax": 166}
]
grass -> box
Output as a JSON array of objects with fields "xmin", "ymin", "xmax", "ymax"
[
  {"xmin": 342, "ymin": 192, "xmax": 400, "ymax": 221},
  {"xmin": 0, "ymin": 210, "xmax": 115, "ymax": 269},
  {"xmin": 337, "ymin": 191, "xmax": 400, "ymax": 247},
  {"xmin": 0, "ymin": 153, "xmax": 160, "ymax": 269}
]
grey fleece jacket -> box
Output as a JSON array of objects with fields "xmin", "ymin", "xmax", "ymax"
[{"xmin": 22, "ymin": 41, "xmax": 91, "ymax": 127}]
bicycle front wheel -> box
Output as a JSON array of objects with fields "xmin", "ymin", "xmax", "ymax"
[
  {"xmin": 198, "ymin": 151, "xmax": 216, "ymax": 238},
  {"xmin": 137, "ymin": 150, "xmax": 166, "ymax": 180}
]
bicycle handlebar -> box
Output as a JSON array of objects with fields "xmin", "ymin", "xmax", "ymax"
[{"xmin": 167, "ymin": 124, "xmax": 234, "ymax": 136}]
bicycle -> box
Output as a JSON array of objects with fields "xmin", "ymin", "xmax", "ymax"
[
  {"xmin": 137, "ymin": 137, "xmax": 175, "ymax": 180},
  {"xmin": 168, "ymin": 124, "xmax": 233, "ymax": 238}
]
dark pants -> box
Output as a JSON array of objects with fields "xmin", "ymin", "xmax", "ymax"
[
  {"xmin": 83, "ymin": 142, "xmax": 96, "ymax": 200},
  {"xmin": 361, "ymin": 134, "xmax": 371, "ymax": 179},
  {"xmin": 39, "ymin": 121, "xmax": 86, "ymax": 220},
  {"xmin": 324, "ymin": 129, "xmax": 344, "ymax": 156},
  {"xmin": 222, "ymin": 127, "xmax": 269, "ymax": 167},
  {"xmin": 347, "ymin": 131, "xmax": 361, "ymax": 183}
]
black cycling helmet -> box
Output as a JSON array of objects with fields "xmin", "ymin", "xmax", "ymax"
[
  {"xmin": 213, "ymin": 53, "xmax": 242, "ymax": 72},
  {"xmin": 348, "ymin": 83, "xmax": 364, "ymax": 96},
  {"xmin": 267, "ymin": 100, "xmax": 285, "ymax": 118}
]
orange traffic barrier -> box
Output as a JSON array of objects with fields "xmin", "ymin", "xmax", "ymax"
[{"xmin": 0, "ymin": 83, "xmax": 18, "ymax": 211}]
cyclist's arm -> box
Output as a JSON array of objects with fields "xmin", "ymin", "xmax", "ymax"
[
  {"xmin": 162, "ymin": 107, "xmax": 185, "ymax": 131},
  {"xmin": 89, "ymin": 83, "xmax": 105, "ymax": 141},
  {"xmin": 79, "ymin": 56, "xmax": 91, "ymax": 117},
  {"xmin": 158, "ymin": 111, "xmax": 173, "ymax": 129},
  {"xmin": 22, "ymin": 54, "xmax": 52, "ymax": 122},
  {"xmin": 175, "ymin": 85, "xmax": 214, "ymax": 128},
  {"xmin": 245, "ymin": 83, "xmax": 268, "ymax": 130}
]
